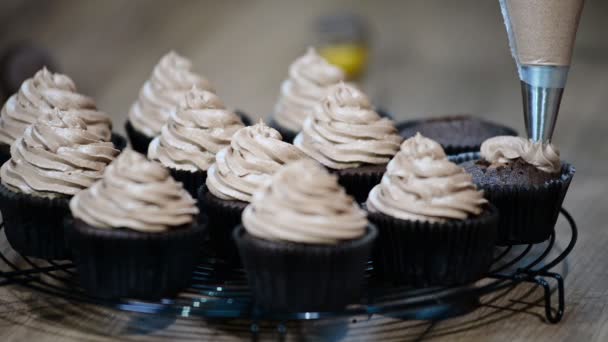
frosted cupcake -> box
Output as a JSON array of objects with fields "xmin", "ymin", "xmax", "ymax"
[
  {"xmin": 126, "ymin": 51, "xmax": 214, "ymax": 153},
  {"xmin": 270, "ymin": 47, "xmax": 345, "ymax": 142},
  {"xmin": 459, "ymin": 136, "xmax": 575, "ymax": 244},
  {"xmin": 295, "ymin": 82, "xmax": 401, "ymax": 202},
  {"xmin": 234, "ymin": 159, "xmax": 377, "ymax": 312},
  {"xmin": 0, "ymin": 67, "xmax": 119, "ymax": 164},
  {"xmin": 366, "ymin": 133, "xmax": 498, "ymax": 286},
  {"xmin": 0, "ymin": 110, "xmax": 119, "ymax": 259},
  {"xmin": 202, "ymin": 120, "xmax": 305, "ymax": 262},
  {"xmin": 147, "ymin": 86, "xmax": 244, "ymax": 196},
  {"xmin": 67, "ymin": 150, "xmax": 203, "ymax": 299}
]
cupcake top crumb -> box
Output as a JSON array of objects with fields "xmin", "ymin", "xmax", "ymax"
[
  {"xmin": 242, "ymin": 159, "xmax": 367, "ymax": 244},
  {"xmin": 0, "ymin": 67, "xmax": 112, "ymax": 145},
  {"xmin": 147, "ymin": 86, "xmax": 244, "ymax": 172},
  {"xmin": 366, "ymin": 133, "xmax": 486, "ymax": 222},
  {"xmin": 480, "ymin": 136, "xmax": 561, "ymax": 174},
  {"xmin": 128, "ymin": 51, "xmax": 214, "ymax": 137},
  {"xmin": 0, "ymin": 109, "xmax": 118, "ymax": 197},
  {"xmin": 294, "ymin": 82, "xmax": 401, "ymax": 170},
  {"xmin": 206, "ymin": 119, "xmax": 305, "ymax": 202},
  {"xmin": 70, "ymin": 150, "xmax": 198, "ymax": 232},
  {"xmin": 273, "ymin": 47, "xmax": 345, "ymax": 132}
]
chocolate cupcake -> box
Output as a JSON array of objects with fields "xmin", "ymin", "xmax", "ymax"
[
  {"xmin": 67, "ymin": 150, "xmax": 203, "ymax": 299},
  {"xmin": 0, "ymin": 67, "xmax": 117, "ymax": 164},
  {"xmin": 0, "ymin": 111, "xmax": 119, "ymax": 259},
  {"xmin": 460, "ymin": 136, "xmax": 575, "ymax": 245},
  {"xmin": 366, "ymin": 133, "xmax": 498, "ymax": 287},
  {"xmin": 126, "ymin": 51, "xmax": 215, "ymax": 153},
  {"xmin": 202, "ymin": 120, "xmax": 305, "ymax": 262},
  {"xmin": 294, "ymin": 82, "xmax": 402, "ymax": 202},
  {"xmin": 270, "ymin": 47, "xmax": 345, "ymax": 142},
  {"xmin": 147, "ymin": 86, "xmax": 244, "ymax": 196},
  {"xmin": 234, "ymin": 160, "xmax": 376, "ymax": 312},
  {"xmin": 398, "ymin": 115, "xmax": 517, "ymax": 155}
]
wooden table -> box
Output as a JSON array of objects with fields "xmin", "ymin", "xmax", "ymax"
[{"xmin": 1, "ymin": 0, "xmax": 607, "ymax": 340}]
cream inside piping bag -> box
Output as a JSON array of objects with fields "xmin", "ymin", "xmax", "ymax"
[{"xmin": 499, "ymin": 0, "xmax": 584, "ymax": 142}]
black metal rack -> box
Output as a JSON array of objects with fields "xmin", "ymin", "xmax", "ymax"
[{"xmin": 0, "ymin": 209, "xmax": 577, "ymax": 339}]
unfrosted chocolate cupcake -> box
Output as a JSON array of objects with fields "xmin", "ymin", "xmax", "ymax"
[
  {"xmin": 366, "ymin": 133, "xmax": 498, "ymax": 286},
  {"xmin": 67, "ymin": 150, "xmax": 204, "ymax": 299},
  {"xmin": 294, "ymin": 82, "xmax": 402, "ymax": 202},
  {"xmin": 202, "ymin": 120, "xmax": 305, "ymax": 263},
  {"xmin": 398, "ymin": 115, "xmax": 517, "ymax": 155},
  {"xmin": 0, "ymin": 110, "xmax": 119, "ymax": 259},
  {"xmin": 270, "ymin": 47, "xmax": 345, "ymax": 142},
  {"xmin": 126, "ymin": 51, "xmax": 215, "ymax": 153},
  {"xmin": 147, "ymin": 86, "xmax": 244, "ymax": 196},
  {"xmin": 234, "ymin": 160, "xmax": 376, "ymax": 312},
  {"xmin": 0, "ymin": 67, "xmax": 118, "ymax": 164},
  {"xmin": 459, "ymin": 136, "xmax": 575, "ymax": 244}
]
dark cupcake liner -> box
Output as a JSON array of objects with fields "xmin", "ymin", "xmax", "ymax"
[
  {"xmin": 124, "ymin": 120, "xmax": 153, "ymax": 154},
  {"xmin": 331, "ymin": 164, "xmax": 386, "ymax": 203},
  {"xmin": 198, "ymin": 185, "xmax": 248, "ymax": 264},
  {"xmin": 66, "ymin": 218, "xmax": 205, "ymax": 299},
  {"xmin": 268, "ymin": 119, "xmax": 298, "ymax": 143},
  {"xmin": 367, "ymin": 206, "xmax": 498, "ymax": 287},
  {"xmin": 397, "ymin": 119, "xmax": 518, "ymax": 155},
  {"xmin": 235, "ymin": 110, "xmax": 253, "ymax": 126},
  {"xmin": 0, "ymin": 183, "xmax": 71, "ymax": 259},
  {"xmin": 0, "ymin": 143, "xmax": 9, "ymax": 167},
  {"xmin": 169, "ymin": 168, "xmax": 206, "ymax": 198},
  {"xmin": 110, "ymin": 132, "xmax": 127, "ymax": 152},
  {"xmin": 233, "ymin": 225, "xmax": 377, "ymax": 313},
  {"xmin": 454, "ymin": 153, "xmax": 576, "ymax": 245}
]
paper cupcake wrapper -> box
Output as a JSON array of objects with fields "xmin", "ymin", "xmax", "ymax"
[
  {"xmin": 169, "ymin": 168, "xmax": 206, "ymax": 198},
  {"xmin": 0, "ymin": 143, "xmax": 9, "ymax": 167},
  {"xmin": 453, "ymin": 153, "xmax": 576, "ymax": 245},
  {"xmin": 268, "ymin": 118, "xmax": 298, "ymax": 143},
  {"xmin": 0, "ymin": 184, "xmax": 71, "ymax": 259},
  {"xmin": 66, "ymin": 218, "xmax": 205, "ymax": 299},
  {"xmin": 367, "ymin": 206, "xmax": 499, "ymax": 287},
  {"xmin": 198, "ymin": 185, "xmax": 248, "ymax": 264},
  {"xmin": 233, "ymin": 225, "xmax": 377, "ymax": 313},
  {"xmin": 124, "ymin": 120, "xmax": 153, "ymax": 155},
  {"xmin": 397, "ymin": 119, "xmax": 518, "ymax": 155},
  {"xmin": 332, "ymin": 165, "xmax": 386, "ymax": 204},
  {"xmin": 110, "ymin": 132, "xmax": 127, "ymax": 152}
]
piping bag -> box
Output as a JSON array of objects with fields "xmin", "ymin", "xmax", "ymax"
[{"xmin": 499, "ymin": 0, "xmax": 584, "ymax": 142}]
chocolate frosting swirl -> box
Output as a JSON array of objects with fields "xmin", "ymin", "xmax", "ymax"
[
  {"xmin": 242, "ymin": 159, "xmax": 368, "ymax": 244},
  {"xmin": 273, "ymin": 47, "xmax": 345, "ymax": 132},
  {"xmin": 0, "ymin": 67, "xmax": 112, "ymax": 145},
  {"xmin": 206, "ymin": 120, "xmax": 306, "ymax": 202},
  {"xmin": 148, "ymin": 87, "xmax": 244, "ymax": 172},
  {"xmin": 1, "ymin": 110, "xmax": 119, "ymax": 197},
  {"xmin": 367, "ymin": 133, "xmax": 487, "ymax": 222},
  {"xmin": 70, "ymin": 150, "xmax": 198, "ymax": 232},
  {"xmin": 294, "ymin": 83, "xmax": 401, "ymax": 170},
  {"xmin": 128, "ymin": 51, "xmax": 214, "ymax": 137},
  {"xmin": 480, "ymin": 136, "xmax": 561, "ymax": 173}
]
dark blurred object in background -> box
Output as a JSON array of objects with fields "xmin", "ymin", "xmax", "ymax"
[
  {"xmin": 0, "ymin": 42, "xmax": 57, "ymax": 102},
  {"xmin": 315, "ymin": 13, "xmax": 370, "ymax": 81}
]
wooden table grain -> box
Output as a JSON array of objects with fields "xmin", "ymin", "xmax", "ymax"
[{"xmin": 0, "ymin": 0, "xmax": 607, "ymax": 341}]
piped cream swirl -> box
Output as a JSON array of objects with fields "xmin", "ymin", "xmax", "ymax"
[
  {"xmin": 206, "ymin": 120, "xmax": 306, "ymax": 202},
  {"xmin": 0, "ymin": 67, "xmax": 112, "ymax": 145},
  {"xmin": 1, "ymin": 110, "xmax": 119, "ymax": 197},
  {"xmin": 148, "ymin": 87, "xmax": 244, "ymax": 172},
  {"xmin": 70, "ymin": 150, "xmax": 198, "ymax": 232},
  {"xmin": 367, "ymin": 133, "xmax": 487, "ymax": 222},
  {"xmin": 128, "ymin": 51, "xmax": 214, "ymax": 137},
  {"xmin": 242, "ymin": 159, "xmax": 368, "ymax": 244},
  {"xmin": 273, "ymin": 47, "xmax": 345, "ymax": 132},
  {"xmin": 480, "ymin": 136, "xmax": 561, "ymax": 173},
  {"xmin": 294, "ymin": 83, "xmax": 401, "ymax": 170}
]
